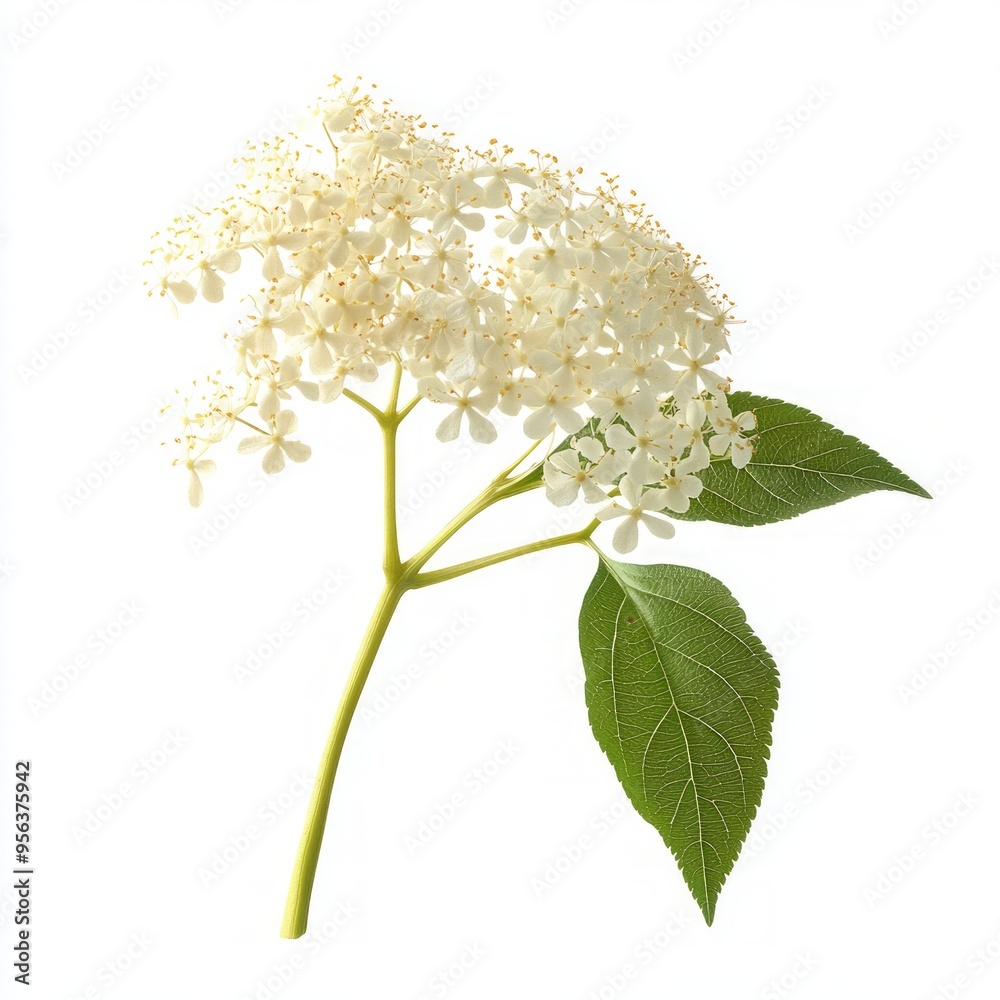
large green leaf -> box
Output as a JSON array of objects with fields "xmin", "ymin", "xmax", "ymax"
[
  {"xmin": 579, "ymin": 558, "xmax": 779, "ymax": 924},
  {"xmin": 679, "ymin": 391, "xmax": 930, "ymax": 526}
]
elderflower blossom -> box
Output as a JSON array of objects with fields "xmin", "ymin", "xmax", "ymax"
[{"xmin": 147, "ymin": 77, "xmax": 756, "ymax": 553}]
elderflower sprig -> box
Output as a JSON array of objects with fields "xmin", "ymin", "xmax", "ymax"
[
  {"xmin": 150, "ymin": 76, "xmax": 929, "ymax": 945},
  {"xmin": 146, "ymin": 75, "xmax": 755, "ymax": 554}
]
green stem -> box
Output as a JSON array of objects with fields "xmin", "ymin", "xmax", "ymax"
[
  {"xmin": 402, "ymin": 480, "xmax": 506, "ymax": 578},
  {"xmin": 281, "ymin": 396, "xmax": 597, "ymax": 937},
  {"xmin": 280, "ymin": 580, "xmax": 404, "ymax": 939},
  {"xmin": 341, "ymin": 388, "xmax": 384, "ymax": 423},
  {"xmin": 397, "ymin": 393, "xmax": 421, "ymax": 420},
  {"xmin": 382, "ymin": 420, "xmax": 401, "ymax": 575},
  {"xmin": 410, "ymin": 521, "xmax": 598, "ymax": 588},
  {"xmin": 385, "ymin": 357, "xmax": 403, "ymax": 416}
]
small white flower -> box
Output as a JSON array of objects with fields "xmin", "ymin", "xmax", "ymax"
[
  {"xmin": 432, "ymin": 179, "xmax": 486, "ymax": 234},
  {"xmin": 237, "ymin": 410, "xmax": 312, "ymax": 474},
  {"xmin": 185, "ymin": 457, "xmax": 216, "ymax": 507},
  {"xmin": 419, "ymin": 378, "xmax": 498, "ymax": 444},
  {"xmin": 710, "ymin": 410, "xmax": 756, "ymax": 469},
  {"xmin": 520, "ymin": 380, "xmax": 587, "ymax": 439},
  {"xmin": 596, "ymin": 479, "xmax": 676, "ymax": 554},
  {"xmin": 658, "ymin": 468, "xmax": 704, "ymax": 514},
  {"xmin": 667, "ymin": 323, "xmax": 727, "ymax": 403},
  {"xmin": 194, "ymin": 245, "xmax": 241, "ymax": 303},
  {"xmin": 543, "ymin": 448, "xmax": 608, "ymax": 507},
  {"xmin": 243, "ymin": 209, "xmax": 311, "ymax": 281},
  {"xmin": 605, "ymin": 417, "xmax": 676, "ymax": 486},
  {"xmin": 256, "ymin": 357, "xmax": 317, "ymax": 420},
  {"xmin": 317, "ymin": 355, "xmax": 378, "ymax": 403},
  {"xmin": 144, "ymin": 258, "xmax": 196, "ymax": 315}
]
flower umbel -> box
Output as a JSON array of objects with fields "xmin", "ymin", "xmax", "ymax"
[{"xmin": 148, "ymin": 76, "xmax": 756, "ymax": 550}]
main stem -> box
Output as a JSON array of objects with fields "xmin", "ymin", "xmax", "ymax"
[
  {"xmin": 279, "ymin": 579, "xmax": 403, "ymax": 939},
  {"xmin": 280, "ymin": 389, "xmax": 593, "ymax": 938},
  {"xmin": 281, "ymin": 369, "xmax": 405, "ymax": 941}
]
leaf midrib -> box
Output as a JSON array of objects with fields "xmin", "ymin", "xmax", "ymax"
[{"xmin": 602, "ymin": 564, "xmax": 710, "ymax": 910}]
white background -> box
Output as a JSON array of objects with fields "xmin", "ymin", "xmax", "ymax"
[{"xmin": 2, "ymin": 1, "xmax": 998, "ymax": 997}]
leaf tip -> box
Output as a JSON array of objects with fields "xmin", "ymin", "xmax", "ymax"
[{"xmin": 889, "ymin": 472, "xmax": 933, "ymax": 501}]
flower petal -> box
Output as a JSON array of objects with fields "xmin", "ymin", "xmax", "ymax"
[
  {"xmin": 282, "ymin": 440, "xmax": 312, "ymax": 463},
  {"xmin": 262, "ymin": 443, "xmax": 286, "ymax": 475},
  {"xmin": 187, "ymin": 470, "xmax": 204, "ymax": 507},
  {"xmin": 641, "ymin": 513, "xmax": 676, "ymax": 540},
  {"xmin": 467, "ymin": 408, "xmax": 498, "ymax": 444},
  {"xmin": 522, "ymin": 406, "xmax": 555, "ymax": 439},
  {"xmin": 238, "ymin": 434, "xmax": 269, "ymax": 454},
  {"xmin": 273, "ymin": 410, "xmax": 297, "ymax": 436},
  {"xmin": 545, "ymin": 482, "xmax": 580, "ymax": 508},
  {"xmin": 612, "ymin": 517, "xmax": 639, "ymax": 554},
  {"xmin": 435, "ymin": 408, "xmax": 463, "ymax": 442}
]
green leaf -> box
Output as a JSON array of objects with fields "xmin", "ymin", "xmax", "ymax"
[
  {"xmin": 679, "ymin": 391, "xmax": 930, "ymax": 526},
  {"xmin": 579, "ymin": 557, "xmax": 779, "ymax": 924}
]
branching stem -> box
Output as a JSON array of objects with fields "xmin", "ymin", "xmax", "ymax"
[{"xmin": 279, "ymin": 400, "xmax": 593, "ymax": 938}]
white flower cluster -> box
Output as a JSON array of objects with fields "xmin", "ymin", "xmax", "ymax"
[{"xmin": 147, "ymin": 78, "xmax": 755, "ymax": 553}]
